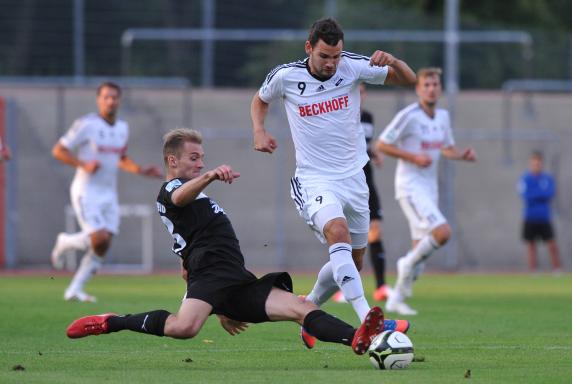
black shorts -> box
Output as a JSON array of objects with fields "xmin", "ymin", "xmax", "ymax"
[
  {"xmin": 363, "ymin": 161, "xmax": 383, "ymax": 220},
  {"xmin": 184, "ymin": 254, "xmax": 292, "ymax": 323},
  {"xmin": 522, "ymin": 221, "xmax": 554, "ymax": 242}
]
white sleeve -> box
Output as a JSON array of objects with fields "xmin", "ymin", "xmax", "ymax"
[
  {"xmin": 355, "ymin": 58, "xmax": 388, "ymax": 85},
  {"xmin": 258, "ymin": 66, "xmax": 285, "ymax": 103},
  {"xmin": 442, "ymin": 111, "xmax": 456, "ymax": 147},
  {"xmin": 379, "ymin": 109, "xmax": 410, "ymax": 144},
  {"xmin": 60, "ymin": 118, "xmax": 88, "ymax": 150}
]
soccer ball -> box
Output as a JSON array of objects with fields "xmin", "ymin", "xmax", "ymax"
[{"xmin": 368, "ymin": 330, "xmax": 414, "ymax": 370}]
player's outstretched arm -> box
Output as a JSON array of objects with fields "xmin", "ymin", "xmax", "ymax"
[
  {"xmin": 250, "ymin": 92, "xmax": 278, "ymax": 154},
  {"xmin": 441, "ymin": 146, "xmax": 477, "ymax": 162},
  {"xmin": 118, "ymin": 155, "xmax": 163, "ymax": 178},
  {"xmin": 377, "ymin": 140, "xmax": 432, "ymax": 168},
  {"xmin": 52, "ymin": 142, "xmax": 100, "ymax": 173},
  {"xmin": 369, "ymin": 51, "xmax": 416, "ymax": 86},
  {"xmin": 171, "ymin": 165, "xmax": 241, "ymax": 207}
]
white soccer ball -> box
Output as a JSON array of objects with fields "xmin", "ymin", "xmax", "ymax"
[{"xmin": 368, "ymin": 330, "xmax": 414, "ymax": 370}]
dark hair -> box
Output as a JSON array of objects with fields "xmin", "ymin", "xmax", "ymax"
[
  {"xmin": 308, "ymin": 18, "xmax": 344, "ymax": 47},
  {"xmin": 530, "ymin": 150, "xmax": 544, "ymax": 160},
  {"xmin": 97, "ymin": 81, "xmax": 122, "ymax": 96}
]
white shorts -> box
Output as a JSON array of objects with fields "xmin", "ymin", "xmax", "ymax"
[
  {"xmin": 71, "ymin": 189, "xmax": 120, "ymax": 235},
  {"xmin": 290, "ymin": 171, "xmax": 369, "ymax": 248},
  {"xmin": 398, "ymin": 193, "xmax": 447, "ymax": 240}
]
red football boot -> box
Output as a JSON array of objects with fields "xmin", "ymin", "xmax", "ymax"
[
  {"xmin": 67, "ymin": 313, "xmax": 117, "ymax": 339},
  {"xmin": 300, "ymin": 327, "xmax": 317, "ymax": 349},
  {"xmin": 351, "ymin": 306, "xmax": 384, "ymax": 355}
]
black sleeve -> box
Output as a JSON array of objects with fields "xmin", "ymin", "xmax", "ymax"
[{"xmin": 159, "ymin": 178, "xmax": 190, "ymax": 205}]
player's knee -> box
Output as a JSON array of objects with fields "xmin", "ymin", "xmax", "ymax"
[
  {"xmin": 90, "ymin": 231, "xmax": 112, "ymax": 256},
  {"xmin": 433, "ymin": 224, "xmax": 451, "ymax": 245},
  {"xmin": 323, "ymin": 219, "xmax": 350, "ymax": 243},
  {"xmin": 92, "ymin": 242, "xmax": 110, "ymax": 256},
  {"xmin": 170, "ymin": 321, "xmax": 202, "ymax": 339}
]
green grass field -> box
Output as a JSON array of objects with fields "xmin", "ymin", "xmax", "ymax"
[{"xmin": 1, "ymin": 273, "xmax": 570, "ymax": 383}]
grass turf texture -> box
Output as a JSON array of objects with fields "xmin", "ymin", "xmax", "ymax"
[{"xmin": 1, "ymin": 273, "xmax": 571, "ymax": 383}]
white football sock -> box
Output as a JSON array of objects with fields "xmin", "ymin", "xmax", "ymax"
[
  {"xmin": 329, "ymin": 243, "xmax": 370, "ymax": 322},
  {"xmin": 306, "ymin": 262, "xmax": 339, "ymax": 307},
  {"xmin": 403, "ymin": 235, "xmax": 439, "ymax": 267},
  {"xmin": 66, "ymin": 251, "xmax": 103, "ymax": 295},
  {"xmin": 61, "ymin": 231, "xmax": 90, "ymax": 252}
]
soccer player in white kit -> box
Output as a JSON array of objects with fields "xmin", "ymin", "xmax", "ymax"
[
  {"xmin": 377, "ymin": 68, "xmax": 477, "ymax": 315},
  {"xmin": 250, "ymin": 17, "xmax": 416, "ymax": 335},
  {"xmin": 51, "ymin": 82, "xmax": 162, "ymax": 302}
]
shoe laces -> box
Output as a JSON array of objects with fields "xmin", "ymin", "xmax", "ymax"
[{"xmin": 84, "ymin": 320, "xmax": 106, "ymax": 334}]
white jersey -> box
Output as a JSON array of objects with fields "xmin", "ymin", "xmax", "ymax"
[
  {"xmin": 60, "ymin": 113, "xmax": 129, "ymax": 195},
  {"xmin": 379, "ymin": 103, "xmax": 455, "ymax": 199},
  {"xmin": 258, "ymin": 51, "xmax": 388, "ymax": 180}
]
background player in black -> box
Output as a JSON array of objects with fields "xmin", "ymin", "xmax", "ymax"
[
  {"xmin": 66, "ymin": 128, "xmax": 384, "ymax": 356},
  {"xmin": 360, "ymin": 84, "xmax": 392, "ymax": 301}
]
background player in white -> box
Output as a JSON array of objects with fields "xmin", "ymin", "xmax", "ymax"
[
  {"xmin": 250, "ymin": 17, "xmax": 416, "ymax": 332},
  {"xmin": 377, "ymin": 67, "xmax": 477, "ymax": 315},
  {"xmin": 51, "ymin": 82, "xmax": 162, "ymax": 302}
]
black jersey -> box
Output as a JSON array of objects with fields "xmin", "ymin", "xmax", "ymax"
[
  {"xmin": 361, "ymin": 109, "xmax": 375, "ymax": 160},
  {"xmin": 156, "ymin": 178, "xmax": 245, "ymax": 271},
  {"xmin": 361, "ymin": 110, "xmax": 374, "ymax": 144}
]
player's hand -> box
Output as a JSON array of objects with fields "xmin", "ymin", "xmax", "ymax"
[
  {"xmin": 140, "ymin": 165, "xmax": 164, "ymax": 178},
  {"xmin": 213, "ymin": 165, "xmax": 240, "ymax": 184},
  {"xmin": 253, "ymin": 131, "xmax": 278, "ymax": 153},
  {"xmin": 413, "ymin": 153, "xmax": 432, "ymax": 168},
  {"xmin": 369, "ymin": 50, "xmax": 396, "ymax": 67},
  {"xmin": 218, "ymin": 315, "xmax": 249, "ymax": 336},
  {"xmin": 371, "ymin": 150, "xmax": 384, "ymax": 168},
  {"xmin": 461, "ymin": 147, "xmax": 477, "ymax": 162},
  {"xmin": 81, "ymin": 160, "xmax": 100, "ymax": 174}
]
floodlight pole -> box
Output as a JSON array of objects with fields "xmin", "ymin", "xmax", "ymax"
[
  {"xmin": 443, "ymin": 0, "xmax": 459, "ymax": 269},
  {"xmin": 201, "ymin": 0, "xmax": 215, "ymax": 87},
  {"xmin": 73, "ymin": 0, "xmax": 85, "ymax": 83}
]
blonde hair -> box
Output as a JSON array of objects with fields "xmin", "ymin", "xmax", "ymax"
[
  {"xmin": 416, "ymin": 67, "xmax": 442, "ymax": 84},
  {"xmin": 162, "ymin": 128, "xmax": 203, "ymax": 166}
]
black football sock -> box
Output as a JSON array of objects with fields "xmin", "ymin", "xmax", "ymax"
[
  {"xmin": 303, "ymin": 310, "xmax": 355, "ymax": 346},
  {"xmin": 107, "ymin": 310, "xmax": 171, "ymax": 336},
  {"xmin": 369, "ymin": 240, "xmax": 386, "ymax": 287}
]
